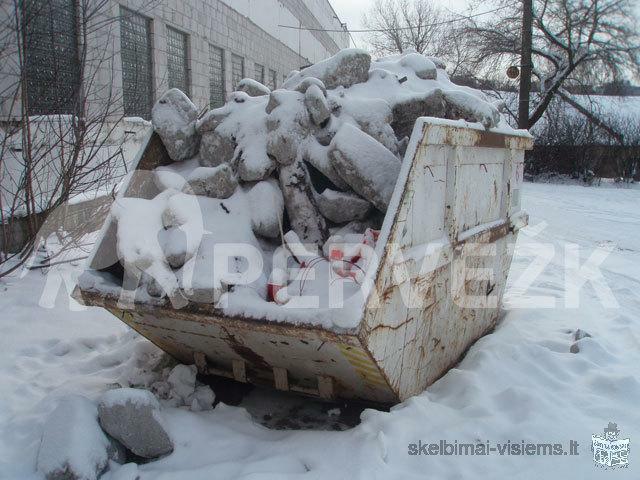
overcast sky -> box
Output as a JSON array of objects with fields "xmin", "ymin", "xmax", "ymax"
[{"xmin": 330, "ymin": 0, "xmax": 473, "ymax": 48}]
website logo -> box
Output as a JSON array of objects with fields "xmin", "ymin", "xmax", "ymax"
[{"xmin": 592, "ymin": 422, "xmax": 630, "ymax": 469}]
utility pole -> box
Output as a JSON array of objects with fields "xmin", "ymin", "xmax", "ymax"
[{"xmin": 518, "ymin": 0, "xmax": 533, "ymax": 130}]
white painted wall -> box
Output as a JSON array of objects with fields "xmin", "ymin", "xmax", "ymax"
[{"xmin": 219, "ymin": 0, "xmax": 350, "ymax": 64}]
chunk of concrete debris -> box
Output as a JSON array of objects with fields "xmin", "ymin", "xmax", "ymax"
[
  {"xmin": 199, "ymin": 130, "xmax": 236, "ymax": 168},
  {"xmin": 400, "ymin": 53, "xmax": 437, "ymax": 80},
  {"xmin": 37, "ymin": 395, "xmax": 122, "ymax": 480},
  {"xmin": 317, "ymin": 188, "xmax": 372, "ymax": 224},
  {"xmin": 98, "ymin": 388, "xmax": 173, "ymax": 459},
  {"xmin": 196, "ymin": 109, "xmax": 228, "ymax": 134},
  {"xmin": 245, "ymin": 179, "xmax": 284, "ymax": 238},
  {"xmin": 237, "ymin": 78, "xmax": 271, "ymax": 97},
  {"xmin": 266, "ymin": 90, "xmax": 313, "ymax": 165},
  {"xmin": 166, "ymin": 364, "xmax": 197, "ymax": 404},
  {"xmin": 443, "ymin": 90, "xmax": 501, "ymax": 129},
  {"xmin": 391, "ymin": 89, "xmax": 446, "ymax": 140},
  {"xmin": 329, "ymin": 123, "xmax": 401, "ymax": 212},
  {"xmin": 237, "ymin": 148, "xmax": 276, "ymax": 182},
  {"xmin": 278, "ymin": 160, "xmax": 328, "ymax": 246},
  {"xmin": 294, "ymin": 77, "xmax": 327, "ymax": 96},
  {"xmin": 189, "ymin": 386, "xmax": 216, "ymax": 412},
  {"xmin": 426, "ymin": 55, "xmax": 446, "ymax": 70},
  {"xmin": 158, "ymin": 227, "xmax": 195, "ymax": 270},
  {"xmin": 284, "ymin": 48, "xmax": 371, "ymax": 90},
  {"xmin": 183, "ymin": 165, "xmax": 238, "ymax": 199},
  {"xmin": 151, "ymin": 89, "xmax": 200, "ymax": 161},
  {"xmin": 142, "ymin": 272, "xmax": 165, "ymax": 297},
  {"xmin": 304, "ymin": 84, "xmax": 331, "ymax": 127}
]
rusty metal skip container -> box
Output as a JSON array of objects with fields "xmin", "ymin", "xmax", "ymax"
[{"xmin": 75, "ymin": 117, "xmax": 533, "ymax": 405}]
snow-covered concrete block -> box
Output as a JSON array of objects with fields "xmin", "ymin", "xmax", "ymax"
[
  {"xmin": 317, "ymin": 188, "xmax": 372, "ymax": 224},
  {"xmin": 183, "ymin": 165, "xmax": 238, "ymax": 199},
  {"xmin": 237, "ymin": 78, "xmax": 271, "ymax": 97},
  {"xmin": 304, "ymin": 84, "xmax": 331, "ymax": 127},
  {"xmin": 166, "ymin": 364, "xmax": 197, "ymax": 403},
  {"xmin": 199, "ymin": 131, "xmax": 236, "ymax": 168},
  {"xmin": 391, "ymin": 90, "xmax": 446, "ymax": 140},
  {"xmin": 37, "ymin": 395, "xmax": 121, "ymax": 480},
  {"xmin": 284, "ymin": 49, "xmax": 371, "ymax": 90},
  {"xmin": 443, "ymin": 90, "xmax": 501, "ymax": 129},
  {"xmin": 245, "ymin": 179, "xmax": 284, "ymax": 238},
  {"xmin": 278, "ymin": 160, "xmax": 328, "ymax": 246},
  {"xmin": 400, "ymin": 53, "xmax": 437, "ymax": 80},
  {"xmin": 328, "ymin": 123, "xmax": 401, "ymax": 212},
  {"xmin": 158, "ymin": 227, "xmax": 195, "ymax": 270},
  {"xmin": 189, "ymin": 386, "xmax": 216, "ymax": 412},
  {"xmin": 196, "ymin": 109, "xmax": 228, "ymax": 134},
  {"xmin": 151, "ymin": 89, "xmax": 200, "ymax": 161},
  {"xmin": 98, "ymin": 388, "xmax": 173, "ymax": 459},
  {"xmin": 294, "ymin": 77, "xmax": 327, "ymax": 96}
]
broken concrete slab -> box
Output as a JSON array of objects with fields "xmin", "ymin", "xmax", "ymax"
[
  {"xmin": 152, "ymin": 89, "xmax": 200, "ymax": 161},
  {"xmin": 98, "ymin": 388, "xmax": 173, "ymax": 460},
  {"xmin": 183, "ymin": 165, "xmax": 238, "ymax": 199}
]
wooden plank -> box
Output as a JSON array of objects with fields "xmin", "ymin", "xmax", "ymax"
[
  {"xmin": 232, "ymin": 359, "xmax": 247, "ymax": 383},
  {"xmin": 317, "ymin": 376, "xmax": 334, "ymax": 400},
  {"xmin": 273, "ymin": 367, "xmax": 289, "ymax": 391}
]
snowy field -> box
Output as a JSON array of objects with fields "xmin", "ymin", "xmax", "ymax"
[{"xmin": 1, "ymin": 181, "xmax": 638, "ymax": 479}]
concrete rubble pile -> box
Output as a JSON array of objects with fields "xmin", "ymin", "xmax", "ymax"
[{"xmin": 108, "ymin": 48, "xmax": 505, "ymax": 310}]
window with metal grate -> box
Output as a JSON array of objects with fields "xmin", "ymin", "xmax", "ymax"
[
  {"xmin": 166, "ymin": 26, "xmax": 189, "ymax": 96},
  {"xmin": 23, "ymin": 0, "xmax": 80, "ymax": 115},
  {"xmin": 254, "ymin": 63, "xmax": 265, "ymax": 84},
  {"xmin": 231, "ymin": 54, "xmax": 244, "ymax": 90},
  {"xmin": 209, "ymin": 45, "xmax": 225, "ymax": 108},
  {"xmin": 119, "ymin": 7, "xmax": 153, "ymax": 119}
]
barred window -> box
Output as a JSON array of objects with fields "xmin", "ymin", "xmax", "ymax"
[
  {"xmin": 23, "ymin": 0, "xmax": 80, "ymax": 115},
  {"xmin": 231, "ymin": 54, "xmax": 244, "ymax": 90},
  {"xmin": 166, "ymin": 27, "xmax": 189, "ymax": 95},
  {"xmin": 254, "ymin": 63, "xmax": 265, "ymax": 84},
  {"xmin": 119, "ymin": 7, "xmax": 153, "ymax": 119},
  {"xmin": 268, "ymin": 69, "xmax": 277, "ymax": 90},
  {"xmin": 209, "ymin": 45, "xmax": 225, "ymax": 108}
]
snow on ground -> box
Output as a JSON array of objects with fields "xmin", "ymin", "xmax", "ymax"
[{"xmin": 1, "ymin": 181, "xmax": 639, "ymax": 479}]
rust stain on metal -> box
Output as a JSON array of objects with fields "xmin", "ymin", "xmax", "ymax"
[
  {"xmin": 476, "ymin": 130, "xmax": 506, "ymax": 149},
  {"xmin": 220, "ymin": 326, "xmax": 271, "ymax": 371}
]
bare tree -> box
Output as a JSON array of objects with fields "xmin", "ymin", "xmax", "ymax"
[
  {"xmin": 361, "ymin": 0, "xmax": 479, "ymax": 77},
  {"xmin": 0, "ymin": 0, "xmax": 156, "ymax": 276},
  {"xmin": 466, "ymin": 0, "xmax": 640, "ymax": 128},
  {"xmin": 362, "ymin": 0, "xmax": 444, "ymax": 55}
]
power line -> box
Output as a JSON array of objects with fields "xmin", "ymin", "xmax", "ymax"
[{"xmin": 277, "ymin": 6, "xmax": 508, "ymax": 34}]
